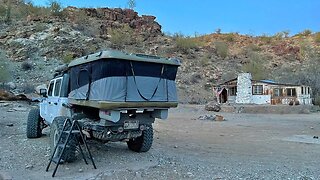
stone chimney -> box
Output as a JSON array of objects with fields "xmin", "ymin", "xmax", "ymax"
[{"xmin": 235, "ymin": 73, "xmax": 252, "ymax": 104}]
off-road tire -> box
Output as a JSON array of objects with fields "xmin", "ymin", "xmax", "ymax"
[
  {"xmin": 26, "ymin": 108, "xmax": 42, "ymax": 138},
  {"xmin": 50, "ymin": 116, "xmax": 77, "ymax": 163},
  {"xmin": 127, "ymin": 124, "xmax": 153, "ymax": 152}
]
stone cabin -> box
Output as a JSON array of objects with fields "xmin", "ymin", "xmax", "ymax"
[{"xmin": 214, "ymin": 73, "xmax": 312, "ymax": 105}]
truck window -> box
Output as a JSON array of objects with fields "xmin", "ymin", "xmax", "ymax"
[
  {"xmin": 54, "ymin": 79, "xmax": 62, "ymax": 97},
  {"xmin": 48, "ymin": 81, "xmax": 54, "ymax": 96}
]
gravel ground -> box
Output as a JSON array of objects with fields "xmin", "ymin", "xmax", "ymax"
[{"xmin": 0, "ymin": 102, "xmax": 320, "ymax": 180}]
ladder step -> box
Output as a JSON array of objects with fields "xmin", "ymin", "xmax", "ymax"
[
  {"xmin": 46, "ymin": 119, "xmax": 96, "ymax": 177},
  {"xmin": 56, "ymin": 144, "xmax": 70, "ymax": 149},
  {"xmin": 51, "ymin": 157, "xmax": 64, "ymax": 164},
  {"xmin": 62, "ymin": 130, "xmax": 81, "ymax": 134}
]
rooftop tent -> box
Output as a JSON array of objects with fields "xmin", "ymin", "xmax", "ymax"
[{"xmin": 67, "ymin": 50, "xmax": 180, "ymax": 106}]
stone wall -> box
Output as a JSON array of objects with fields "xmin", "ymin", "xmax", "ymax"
[{"xmin": 236, "ymin": 73, "xmax": 252, "ymax": 104}]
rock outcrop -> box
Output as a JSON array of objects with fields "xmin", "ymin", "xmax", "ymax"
[{"xmin": 64, "ymin": 7, "xmax": 162, "ymax": 37}]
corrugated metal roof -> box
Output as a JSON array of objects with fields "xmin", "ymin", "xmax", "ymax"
[{"xmin": 216, "ymin": 78, "xmax": 308, "ymax": 87}]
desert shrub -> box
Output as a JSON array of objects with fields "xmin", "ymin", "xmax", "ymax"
[
  {"xmin": 0, "ymin": 62, "xmax": 10, "ymax": 83},
  {"xmin": 214, "ymin": 41, "xmax": 228, "ymax": 59},
  {"xmin": 259, "ymin": 34, "xmax": 272, "ymax": 44},
  {"xmin": 242, "ymin": 52, "xmax": 266, "ymax": 80},
  {"xmin": 49, "ymin": 0, "xmax": 63, "ymax": 17},
  {"xmin": 127, "ymin": 0, "xmax": 136, "ymax": 9},
  {"xmin": 300, "ymin": 29, "xmax": 312, "ymax": 36},
  {"xmin": 246, "ymin": 44, "xmax": 262, "ymax": 52},
  {"xmin": 299, "ymin": 40, "xmax": 317, "ymax": 60},
  {"xmin": 0, "ymin": 5, "xmax": 6, "ymax": 19},
  {"xmin": 63, "ymin": 52, "xmax": 74, "ymax": 64},
  {"xmin": 272, "ymin": 32, "xmax": 285, "ymax": 40},
  {"xmin": 34, "ymin": 23, "xmax": 47, "ymax": 32},
  {"xmin": 315, "ymin": 33, "xmax": 320, "ymax": 43},
  {"xmin": 283, "ymin": 30, "xmax": 290, "ymax": 38},
  {"xmin": 224, "ymin": 33, "xmax": 235, "ymax": 42},
  {"xmin": 200, "ymin": 57, "xmax": 209, "ymax": 67},
  {"xmin": 278, "ymin": 60, "xmax": 320, "ymax": 104},
  {"xmin": 25, "ymin": 4, "xmax": 50, "ymax": 17},
  {"xmin": 110, "ymin": 25, "xmax": 135, "ymax": 49},
  {"xmin": 314, "ymin": 96, "xmax": 320, "ymax": 106},
  {"xmin": 175, "ymin": 36, "xmax": 198, "ymax": 53},
  {"xmin": 215, "ymin": 28, "xmax": 221, "ymax": 34},
  {"xmin": 0, "ymin": 3, "xmax": 12, "ymax": 23},
  {"xmin": 21, "ymin": 61, "xmax": 33, "ymax": 71}
]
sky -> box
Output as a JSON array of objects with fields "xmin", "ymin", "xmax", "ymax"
[{"xmin": 32, "ymin": 0, "xmax": 320, "ymax": 36}]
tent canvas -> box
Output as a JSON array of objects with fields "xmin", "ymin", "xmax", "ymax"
[{"xmin": 67, "ymin": 51, "xmax": 180, "ymax": 104}]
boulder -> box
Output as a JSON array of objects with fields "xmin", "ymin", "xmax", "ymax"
[
  {"xmin": 205, "ymin": 101, "xmax": 221, "ymax": 112},
  {"xmin": 6, "ymin": 82, "xmax": 16, "ymax": 90}
]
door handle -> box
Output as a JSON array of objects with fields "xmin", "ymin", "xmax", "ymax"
[{"xmin": 53, "ymin": 102, "xmax": 58, "ymax": 105}]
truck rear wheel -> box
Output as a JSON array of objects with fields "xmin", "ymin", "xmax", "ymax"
[
  {"xmin": 50, "ymin": 116, "xmax": 77, "ymax": 162},
  {"xmin": 26, "ymin": 108, "xmax": 42, "ymax": 138},
  {"xmin": 127, "ymin": 124, "xmax": 153, "ymax": 152}
]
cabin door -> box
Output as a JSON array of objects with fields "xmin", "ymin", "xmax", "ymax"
[{"xmin": 220, "ymin": 88, "xmax": 228, "ymax": 103}]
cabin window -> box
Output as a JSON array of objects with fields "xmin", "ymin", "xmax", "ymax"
[
  {"xmin": 308, "ymin": 87, "xmax": 310, "ymax": 95},
  {"xmin": 252, "ymin": 85, "xmax": 263, "ymax": 95},
  {"xmin": 286, "ymin": 88, "xmax": 296, "ymax": 97},
  {"xmin": 229, "ymin": 86, "xmax": 237, "ymax": 96},
  {"xmin": 301, "ymin": 87, "xmax": 304, "ymax": 95},
  {"xmin": 274, "ymin": 88, "xmax": 283, "ymax": 97}
]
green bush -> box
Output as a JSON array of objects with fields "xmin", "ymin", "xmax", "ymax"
[
  {"xmin": 259, "ymin": 34, "xmax": 272, "ymax": 44},
  {"xmin": 315, "ymin": 33, "xmax": 320, "ymax": 43},
  {"xmin": 300, "ymin": 29, "xmax": 312, "ymax": 36},
  {"xmin": 34, "ymin": 23, "xmax": 47, "ymax": 32},
  {"xmin": 63, "ymin": 52, "xmax": 74, "ymax": 64},
  {"xmin": 246, "ymin": 44, "xmax": 262, "ymax": 52},
  {"xmin": 21, "ymin": 61, "xmax": 33, "ymax": 71},
  {"xmin": 175, "ymin": 36, "xmax": 198, "ymax": 53},
  {"xmin": 224, "ymin": 33, "xmax": 235, "ymax": 42},
  {"xmin": 110, "ymin": 25, "xmax": 135, "ymax": 49},
  {"xmin": 0, "ymin": 61, "xmax": 10, "ymax": 83},
  {"xmin": 214, "ymin": 41, "xmax": 228, "ymax": 59},
  {"xmin": 242, "ymin": 52, "xmax": 266, "ymax": 80},
  {"xmin": 0, "ymin": 5, "xmax": 6, "ymax": 18},
  {"xmin": 314, "ymin": 96, "xmax": 320, "ymax": 106},
  {"xmin": 49, "ymin": 0, "xmax": 63, "ymax": 17}
]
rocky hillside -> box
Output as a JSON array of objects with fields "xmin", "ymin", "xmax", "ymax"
[{"xmin": 0, "ymin": 2, "xmax": 320, "ymax": 104}]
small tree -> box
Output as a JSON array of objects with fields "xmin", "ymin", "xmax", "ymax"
[
  {"xmin": 49, "ymin": 0, "xmax": 62, "ymax": 17},
  {"xmin": 127, "ymin": 0, "xmax": 136, "ymax": 10},
  {"xmin": 4, "ymin": 4, "xmax": 11, "ymax": 23},
  {"xmin": 242, "ymin": 52, "xmax": 266, "ymax": 80},
  {"xmin": 214, "ymin": 41, "xmax": 228, "ymax": 59}
]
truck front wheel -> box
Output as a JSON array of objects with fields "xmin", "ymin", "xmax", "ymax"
[
  {"xmin": 26, "ymin": 108, "xmax": 43, "ymax": 138},
  {"xmin": 127, "ymin": 124, "xmax": 153, "ymax": 152}
]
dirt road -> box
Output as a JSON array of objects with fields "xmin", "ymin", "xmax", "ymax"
[{"xmin": 0, "ymin": 102, "xmax": 320, "ymax": 179}]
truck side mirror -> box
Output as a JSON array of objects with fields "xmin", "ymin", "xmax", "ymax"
[{"xmin": 40, "ymin": 88, "xmax": 47, "ymax": 97}]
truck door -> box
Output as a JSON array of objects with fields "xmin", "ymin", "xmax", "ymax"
[{"xmin": 40, "ymin": 80, "xmax": 54, "ymax": 123}]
